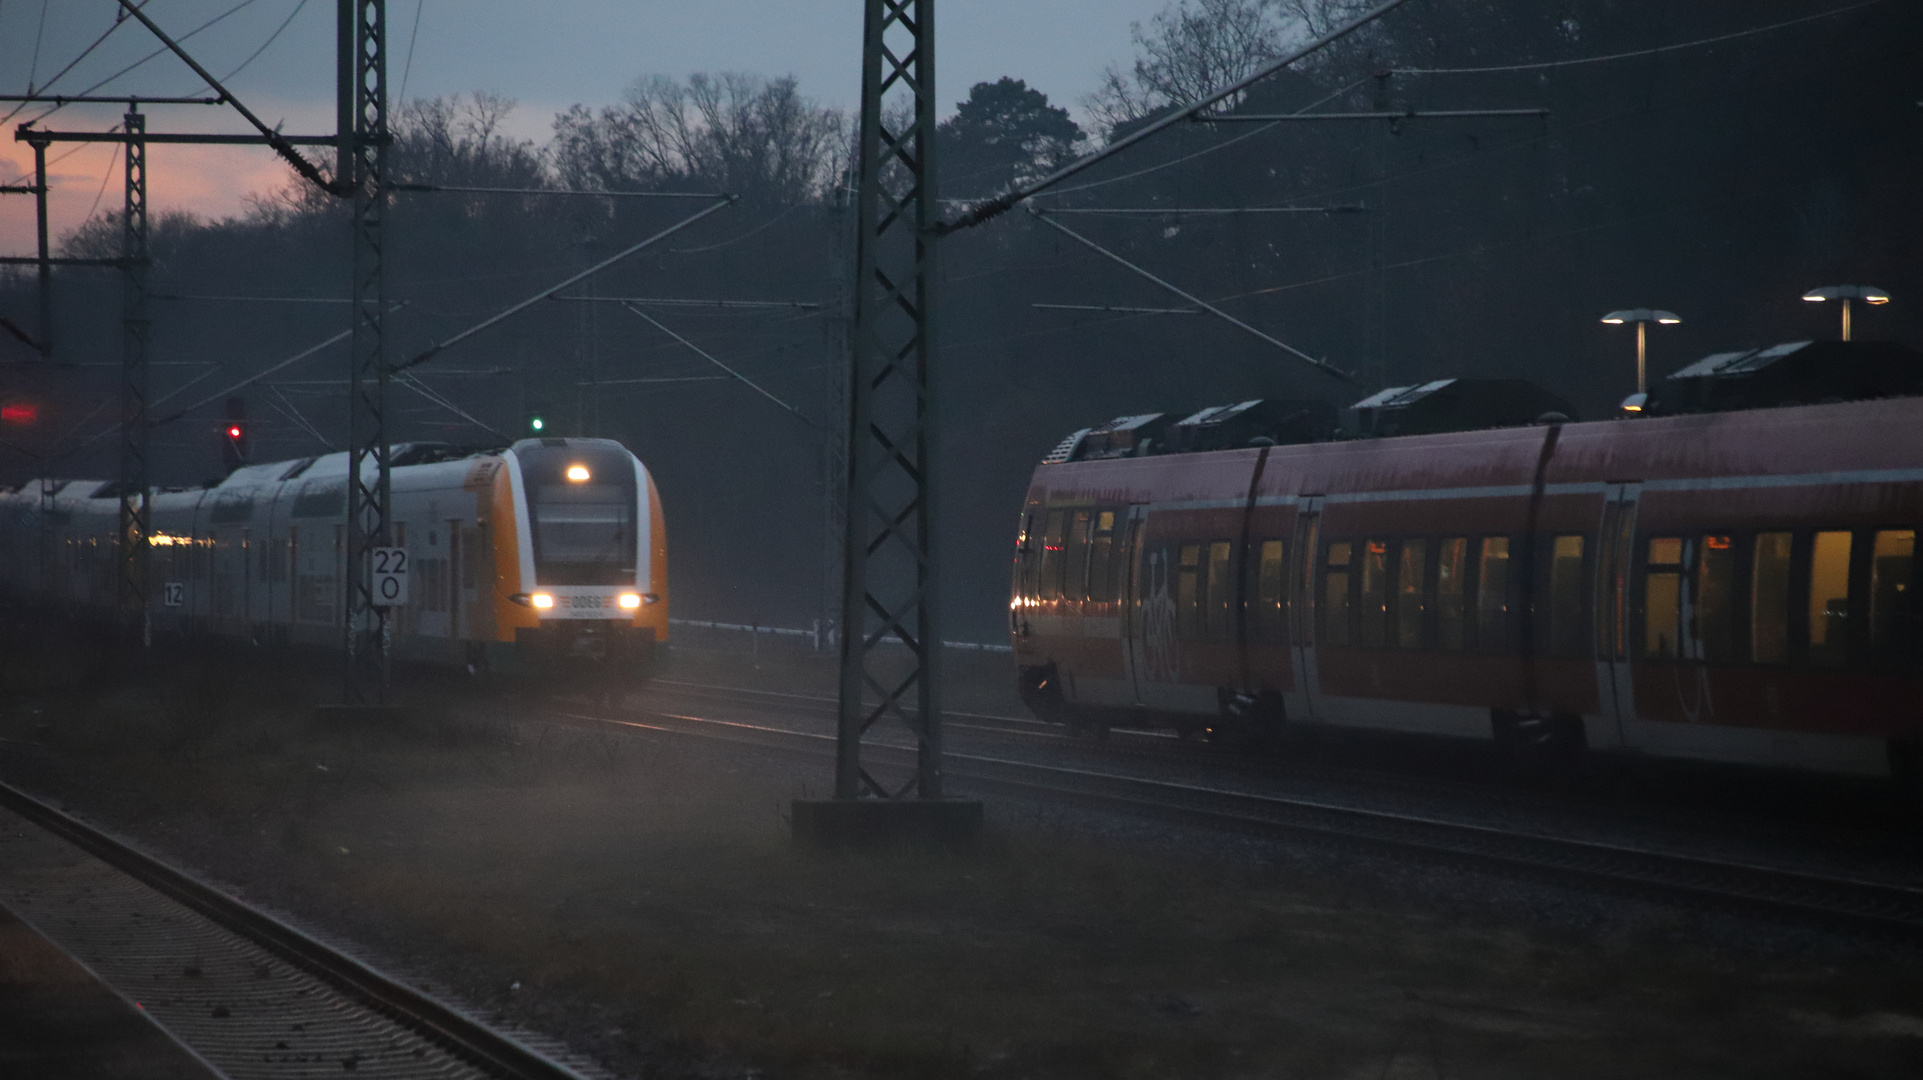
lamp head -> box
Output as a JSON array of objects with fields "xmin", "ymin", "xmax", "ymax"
[{"xmin": 1804, "ymin": 285, "xmax": 1891, "ymax": 303}]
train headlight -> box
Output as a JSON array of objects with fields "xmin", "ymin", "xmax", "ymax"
[
  {"xmin": 618, "ymin": 593, "xmax": 642, "ymax": 609},
  {"xmin": 530, "ymin": 592, "xmax": 555, "ymax": 609}
]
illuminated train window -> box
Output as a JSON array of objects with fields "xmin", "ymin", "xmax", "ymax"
[
  {"xmin": 1750, "ymin": 532, "xmax": 1793, "ymax": 664},
  {"xmin": 1436, "ymin": 538, "xmax": 1468, "ymax": 651},
  {"xmin": 1870, "ymin": 530, "xmax": 1916, "ymax": 659},
  {"xmin": 1323, "ymin": 542, "xmax": 1352, "ymax": 647},
  {"xmin": 1254, "ymin": 539, "xmax": 1288, "ymax": 646},
  {"xmin": 1808, "ymin": 531, "xmax": 1853, "ymax": 667},
  {"xmin": 1176, "ymin": 543, "xmax": 1202, "ymax": 639},
  {"xmin": 1476, "ymin": 537, "xmax": 1511, "ymax": 650},
  {"xmin": 1358, "ymin": 540, "xmax": 1390, "ymax": 649},
  {"xmin": 1547, "ymin": 535, "xmax": 1584, "ymax": 658},
  {"xmin": 1064, "ymin": 510, "xmax": 1092, "ymax": 602},
  {"xmin": 1086, "ymin": 511, "xmax": 1116, "ymax": 604},
  {"xmin": 1395, "ymin": 539, "xmax": 1427, "ymax": 650},
  {"xmin": 1645, "ymin": 537, "xmax": 1684, "ymax": 659},
  {"xmin": 1696, "ymin": 535, "xmax": 1739, "ymax": 663}
]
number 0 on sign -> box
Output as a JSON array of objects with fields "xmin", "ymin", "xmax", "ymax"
[{"xmin": 371, "ymin": 547, "xmax": 409, "ymax": 607}]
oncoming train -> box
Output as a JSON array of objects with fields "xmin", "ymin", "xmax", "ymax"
[
  {"xmin": 1011, "ymin": 341, "xmax": 1922, "ymax": 793},
  {"xmin": 0, "ymin": 437, "xmax": 668, "ymax": 677}
]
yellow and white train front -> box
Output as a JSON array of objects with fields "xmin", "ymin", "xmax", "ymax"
[{"xmin": 495, "ymin": 438, "xmax": 667, "ymax": 672}]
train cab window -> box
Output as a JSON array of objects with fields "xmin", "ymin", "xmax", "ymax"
[
  {"xmin": 1869, "ymin": 530, "xmax": 1915, "ymax": 661},
  {"xmin": 1037, "ymin": 511, "xmax": 1065, "ymax": 601},
  {"xmin": 1808, "ymin": 530, "xmax": 1853, "ymax": 667},
  {"xmin": 1395, "ymin": 539, "xmax": 1427, "ymax": 649},
  {"xmin": 1475, "ymin": 537, "xmax": 1512, "ymax": 650},
  {"xmin": 1323, "ymin": 541, "xmax": 1353, "ymax": 647},
  {"xmin": 1254, "ymin": 539, "xmax": 1287, "ymax": 645},
  {"xmin": 1086, "ymin": 511, "xmax": 1116, "ymax": 604},
  {"xmin": 1358, "ymin": 540, "xmax": 1391, "ymax": 648},
  {"xmin": 1064, "ymin": 510, "xmax": 1092, "ymax": 603},
  {"xmin": 1696, "ymin": 535, "xmax": 1739, "ymax": 663},
  {"xmin": 1750, "ymin": 532, "xmax": 1793, "ymax": 664},
  {"xmin": 1205, "ymin": 540, "xmax": 1235, "ymax": 641},
  {"xmin": 1644, "ymin": 537, "xmax": 1684, "ymax": 659},
  {"xmin": 1548, "ymin": 535, "xmax": 1585, "ymax": 657},
  {"xmin": 1176, "ymin": 543, "xmax": 1202, "ymax": 639},
  {"xmin": 1436, "ymin": 537, "xmax": 1468, "ymax": 650}
]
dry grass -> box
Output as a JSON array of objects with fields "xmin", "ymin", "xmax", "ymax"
[{"xmin": 3, "ymin": 621, "xmax": 1922, "ymax": 1079}]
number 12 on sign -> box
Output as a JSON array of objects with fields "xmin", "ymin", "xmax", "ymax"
[{"xmin": 371, "ymin": 547, "xmax": 409, "ymax": 607}]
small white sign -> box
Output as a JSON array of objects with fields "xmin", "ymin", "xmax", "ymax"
[
  {"xmin": 371, "ymin": 547, "xmax": 409, "ymax": 607},
  {"xmin": 162, "ymin": 581, "xmax": 184, "ymax": 607}
]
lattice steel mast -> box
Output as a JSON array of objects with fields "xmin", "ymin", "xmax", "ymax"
[
  {"xmin": 835, "ymin": 0, "xmax": 944, "ymax": 800},
  {"xmin": 117, "ymin": 107, "xmax": 151, "ymax": 643},
  {"xmin": 342, "ymin": 0, "xmax": 392, "ymax": 702}
]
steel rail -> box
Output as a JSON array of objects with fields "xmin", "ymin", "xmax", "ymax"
[
  {"xmin": 0, "ymin": 778, "xmax": 599, "ymax": 1080},
  {"xmin": 548, "ymin": 701, "xmax": 1923, "ymax": 938}
]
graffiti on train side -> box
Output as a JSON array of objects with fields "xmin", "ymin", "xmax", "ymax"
[{"xmin": 1141, "ymin": 548, "xmax": 1180, "ymax": 682}]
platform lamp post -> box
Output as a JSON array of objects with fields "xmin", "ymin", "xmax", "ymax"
[
  {"xmin": 1600, "ymin": 308, "xmax": 1681, "ymax": 400},
  {"xmin": 1801, "ymin": 285, "xmax": 1889, "ymax": 341}
]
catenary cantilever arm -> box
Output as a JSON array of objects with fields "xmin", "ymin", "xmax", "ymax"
[
  {"xmin": 939, "ymin": 0, "xmax": 1412, "ymax": 234},
  {"xmin": 113, "ymin": 0, "xmax": 337, "ymax": 195},
  {"xmin": 1030, "ymin": 208, "xmax": 1353, "ymax": 383},
  {"xmin": 394, "ymin": 196, "xmax": 737, "ymax": 373}
]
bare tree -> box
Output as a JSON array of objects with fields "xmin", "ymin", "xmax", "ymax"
[
  {"xmin": 552, "ymin": 73, "xmax": 846, "ymax": 206},
  {"xmin": 391, "ymin": 92, "xmax": 547, "ymax": 189},
  {"xmin": 1083, "ymin": 0, "xmax": 1384, "ymax": 137}
]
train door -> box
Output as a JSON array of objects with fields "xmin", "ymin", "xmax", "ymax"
[
  {"xmin": 1119, "ymin": 505, "xmax": 1151, "ymax": 705},
  {"xmin": 1592, "ymin": 482, "xmax": 1641, "ymax": 747},
  {"xmin": 1286, "ymin": 496, "xmax": 1325, "ymax": 721}
]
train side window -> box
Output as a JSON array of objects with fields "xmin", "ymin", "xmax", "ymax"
[
  {"xmin": 1548, "ymin": 534, "xmax": 1585, "ymax": 657},
  {"xmin": 1395, "ymin": 538, "xmax": 1427, "ymax": 649},
  {"xmin": 1436, "ymin": 537, "xmax": 1468, "ymax": 650},
  {"xmin": 1644, "ymin": 537, "xmax": 1684, "ymax": 659},
  {"xmin": 1358, "ymin": 539, "xmax": 1390, "ymax": 648},
  {"xmin": 1475, "ymin": 537, "xmax": 1512, "ymax": 650},
  {"xmin": 1038, "ymin": 511, "xmax": 1065, "ymax": 601},
  {"xmin": 1064, "ymin": 510, "xmax": 1092, "ymax": 603},
  {"xmin": 1695, "ymin": 535, "xmax": 1739, "ymax": 663},
  {"xmin": 1807, "ymin": 530, "xmax": 1853, "ymax": 667},
  {"xmin": 1111, "ymin": 517, "xmax": 1138, "ymax": 606},
  {"xmin": 1176, "ymin": 543, "xmax": 1202, "ymax": 639},
  {"xmin": 1086, "ymin": 511, "xmax": 1116, "ymax": 603},
  {"xmin": 1870, "ymin": 530, "xmax": 1916, "ymax": 661},
  {"xmin": 1206, "ymin": 540, "xmax": 1235, "ymax": 641},
  {"xmin": 1323, "ymin": 541, "xmax": 1353, "ymax": 647},
  {"xmin": 1750, "ymin": 532, "xmax": 1793, "ymax": 664},
  {"xmin": 1255, "ymin": 539, "xmax": 1287, "ymax": 645}
]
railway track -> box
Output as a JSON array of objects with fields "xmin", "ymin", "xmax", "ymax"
[
  {"xmin": 550, "ymin": 691, "xmax": 1923, "ymax": 940},
  {"xmin": 0, "ymin": 779, "xmax": 604, "ymax": 1080}
]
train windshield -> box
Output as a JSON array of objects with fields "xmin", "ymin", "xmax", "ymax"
[{"xmin": 519, "ymin": 443, "xmax": 638, "ymax": 585}]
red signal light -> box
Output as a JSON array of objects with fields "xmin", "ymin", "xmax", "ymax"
[
  {"xmin": 1, "ymin": 402, "xmax": 37, "ymax": 424},
  {"xmin": 227, "ymin": 425, "xmax": 242, "ymax": 439}
]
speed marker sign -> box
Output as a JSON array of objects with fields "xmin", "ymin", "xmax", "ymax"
[{"xmin": 371, "ymin": 547, "xmax": 409, "ymax": 607}]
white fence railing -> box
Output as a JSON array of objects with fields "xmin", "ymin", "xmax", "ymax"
[{"xmin": 669, "ymin": 618, "xmax": 1012, "ymax": 654}]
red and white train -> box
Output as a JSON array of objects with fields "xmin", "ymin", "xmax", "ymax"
[
  {"xmin": 0, "ymin": 437, "xmax": 669, "ymax": 677},
  {"xmin": 1011, "ymin": 347, "xmax": 1921, "ymax": 789}
]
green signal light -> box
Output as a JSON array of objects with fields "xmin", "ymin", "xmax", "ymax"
[{"xmin": 529, "ymin": 417, "xmax": 544, "ymax": 431}]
